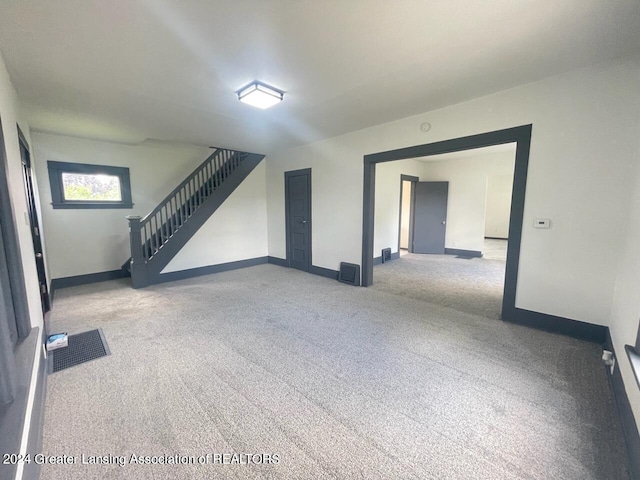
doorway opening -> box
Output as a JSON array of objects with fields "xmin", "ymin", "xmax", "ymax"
[
  {"xmin": 398, "ymin": 176, "xmax": 416, "ymax": 257},
  {"xmin": 375, "ymin": 144, "xmax": 516, "ymax": 319},
  {"xmin": 362, "ymin": 125, "xmax": 532, "ymax": 322},
  {"xmin": 483, "ymin": 172, "xmax": 512, "ymax": 262}
]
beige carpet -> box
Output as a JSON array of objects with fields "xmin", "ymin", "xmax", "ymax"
[
  {"xmin": 41, "ymin": 264, "xmax": 629, "ymax": 479},
  {"xmin": 373, "ymin": 253, "xmax": 506, "ymax": 320},
  {"xmin": 483, "ymin": 238, "xmax": 508, "ymax": 261}
]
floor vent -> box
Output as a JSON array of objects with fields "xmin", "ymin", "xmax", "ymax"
[
  {"xmin": 50, "ymin": 328, "xmax": 111, "ymax": 373},
  {"xmin": 381, "ymin": 248, "xmax": 392, "ymax": 263},
  {"xmin": 339, "ymin": 262, "xmax": 361, "ymax": 286}
]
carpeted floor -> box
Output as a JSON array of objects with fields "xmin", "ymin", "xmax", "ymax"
[
  {"xmin": 483, "ymin": 238, "xmax": 508, "ymax": 261},
  {"xmin": 373, "ymin": 253, "xmax": 506, "ymax": 320},
  {"xmin": 41, "ymin": 264, "xmax": 629, "ymax": 479}
]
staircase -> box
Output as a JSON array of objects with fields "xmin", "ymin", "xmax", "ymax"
[{"xmin": 126, "ymin": 147, "xmax": 265, "ymax": 288}]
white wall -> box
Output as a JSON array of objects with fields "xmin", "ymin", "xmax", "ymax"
[
  {"xmin": 419, "ymin": 150, "xmax": 515, "ymax": 252},
  {"xmin": 374, "ymin": 159, "xmax": 422, "ymax": 257},
  {"xmin": 266, "ymin": 55, "xmax": 640, "ymax": 326},
  {"xmin": 485, "ymin": 173, "xmax": 514, "ymax": 239},
  {"xmin": 609, "ymin": 154, "xmax": 640, "ymax": 433},
  {"xmin": 32, "ymin": 133, "xmax": 211, "ymax": 279},
  {"xmin": 162, "ymin": 161, "xmax": 268, "ymax": 272},
  {"xmin": 0, "ymin": 51, "xmax": 43, "ymax": 331},
  {"xmin": 265, "ymin": 138, "xmax": 364, "ymax": 268}
]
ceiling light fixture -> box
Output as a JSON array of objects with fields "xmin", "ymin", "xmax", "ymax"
[{"xmin": 237, "ymin": 81, "xmax": 284, "ymax": 109}]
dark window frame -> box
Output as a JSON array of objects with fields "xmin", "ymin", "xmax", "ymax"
[{"xmin": 47, "ymin": 161, "xmax": 133, "ymax": 209}]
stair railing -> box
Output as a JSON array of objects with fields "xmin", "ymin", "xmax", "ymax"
[{"xmin": 126, "ymin": 147, "xmax": 247, "ymax": 272}]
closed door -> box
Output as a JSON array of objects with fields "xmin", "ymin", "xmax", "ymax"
[
  {"xmin": 413, "ymin": 181, "xmax": 448, "ymax": 254},
  {"xmin": 19, "ymin": 136, "xmax": 50, "ymax": 314},
  {"xmin": 285, "ymin": 169, "xmax": 311, "ymax": 272}
]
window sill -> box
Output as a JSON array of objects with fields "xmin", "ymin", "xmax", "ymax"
[
  {"xmin": 51, "ymin": 202, "xmax": 133, "ymax": 210},
  {"xmin": 625, "ymin": 345, "xmax": 640, "ymax": 389}
]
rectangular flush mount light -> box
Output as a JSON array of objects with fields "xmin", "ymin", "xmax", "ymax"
[{"xmin": 237, "ymin": 81, "xmax": 283, "ymax": 109}]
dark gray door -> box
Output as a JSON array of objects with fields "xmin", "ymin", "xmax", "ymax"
[
  {"xmin": 285, "ymin": 169, "xmax": 311, "ymax": 272},
  {"xmin": 413, "ymin": 181, "xmax": 448, "ymax": 254}
]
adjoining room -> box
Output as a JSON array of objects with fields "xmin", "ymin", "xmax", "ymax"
[{"xmin": 372, "ymin": 144, "xmax": 516, "ymax": 320}]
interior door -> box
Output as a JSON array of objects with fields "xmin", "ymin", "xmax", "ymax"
[
  {"xmin": 286, "ymin": 169, "xmax": 311, "ymax": 272},
  {"xmin": 18, "ymin": 135, "xmax": 50, "ymax": 314},
  {"xmin": 413, "ymin": 181, "xmax": 448, "ymax": 254}
]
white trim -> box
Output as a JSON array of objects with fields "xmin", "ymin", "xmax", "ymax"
[{"xmin": 14, "ymin": 340, "xmax": 41, "ymax": 480}]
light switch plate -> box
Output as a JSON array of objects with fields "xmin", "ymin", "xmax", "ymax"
[{"xmin": 534, "ymin": 218, "xmax": 551, "ymax": 228}]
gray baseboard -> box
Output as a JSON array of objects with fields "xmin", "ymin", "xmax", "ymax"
[
  {"xmin": 309, "ymin": 265, "xmax": 339, "ymax": 280},
  {"xmin": 604, "ymin": 332, "xmax": 640, "ymax": 479},
  {"xmin": 268, "ymin": 257, "xmax": 340, "ymax": 281},
  {"xmin": 373, "ymin": 251, "xmax": 400, "ymax": 265},
  {"xmin": 444, "ymin": 248, "xmax": 483, "ymax": 257},
  {"xmin": 267, "ymin": 256, "xmax": 288, "ymax": 267},
  {"xmin": 503, "ymin": 307, "xmax": 607, "ymax": 344},
  {"xmin": 156, "ymin": 257, "xmax": 269, "ymax": 284},
  {"xmin": 51, "ymin": 269, "xmax": 130, "ymax": 302}
]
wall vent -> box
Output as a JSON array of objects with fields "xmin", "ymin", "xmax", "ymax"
[
  {"xmin": 381, "ymin": 248, "xmax": 392, "ymax": 263},
  {"xmin": 339, "ymin": 262, "xmax": 361, "ymax": 286}
]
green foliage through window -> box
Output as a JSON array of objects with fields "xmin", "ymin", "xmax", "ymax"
[
  {"xmin": 62, "ymin": 173, "xmax": 122, "ymax": 201},
  {"xmin": 48, "ymin": 161, "xmax": 132, "ymax": 209}
]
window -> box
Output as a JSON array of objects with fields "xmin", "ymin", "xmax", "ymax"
[{"xmin": 47, "ymin": 161, "xmax": 133, "ymax": 209}]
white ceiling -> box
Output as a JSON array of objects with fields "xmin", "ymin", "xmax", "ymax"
[{"xmin": 1, "ymin": 0, "xmax": 639, "ymax": 154}]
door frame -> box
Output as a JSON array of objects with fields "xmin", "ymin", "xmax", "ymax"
[
  {"xmin": 397, "ymin": 174, "xmax": 418, "ymax": 254},
  {"xmin": 284, "ymin": 168, "xmax": 312, "ymax": 272},
  {"xmin": 17, "ymin": 126, "xmax": 50, "ymax": 313},
  {"xmin": 362, "ymin": 124, "xmax": 532, "ymax": 321},
  {"xmin": 0, "ymin": 117, "xmax": 32, "ymax": 338}
]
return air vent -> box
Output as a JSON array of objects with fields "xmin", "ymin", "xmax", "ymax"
[
  {"xmin": 339, "ymin": 262, "xmax": 360, "ymax": 286},
  {"xmin": 381, "ymin": 248, "xmax": 392, "ymax": 263}
]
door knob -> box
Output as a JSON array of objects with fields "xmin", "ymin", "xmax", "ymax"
[
  {"xmin": 441, "ymin": 221, "xmax": 446, "ymax": 225},
  {"xmin": 301, "ymin": 220, "xmax": 308, "ymax": 224},
  {"xmin": 35, "ymin": 253, "xmax": 43, "ymax": 259}
]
